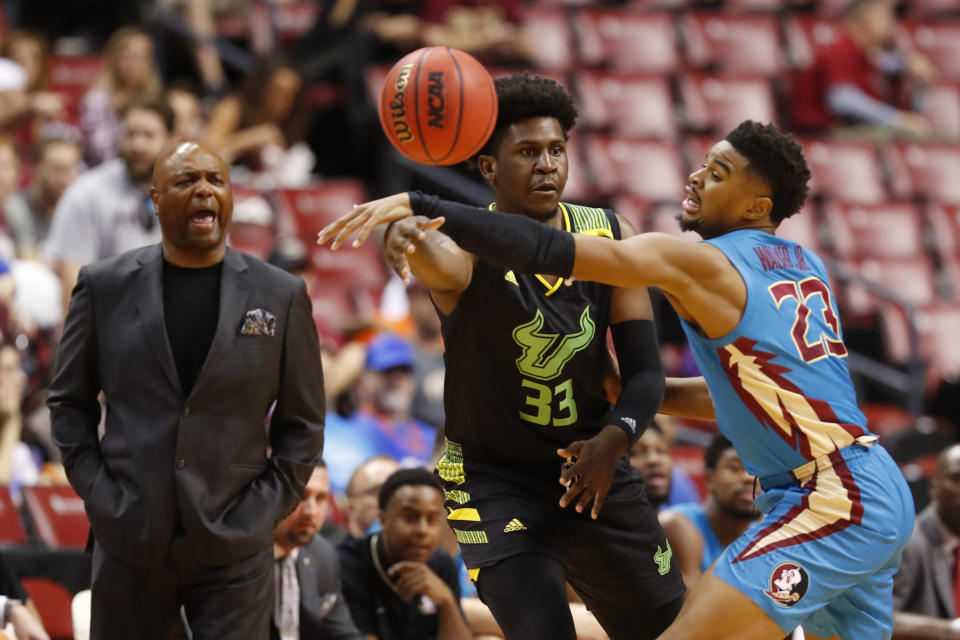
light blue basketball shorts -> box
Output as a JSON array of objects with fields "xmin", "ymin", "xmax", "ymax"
[{"xmin": 712, "ymin": 442, "xmax": 915, "ymax": 639}]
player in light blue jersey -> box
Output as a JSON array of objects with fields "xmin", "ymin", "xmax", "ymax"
[{"xmin": 317, "ymin": 120, "xmax": 915, "ymax": 640}]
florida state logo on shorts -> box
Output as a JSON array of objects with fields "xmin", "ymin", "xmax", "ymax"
[{"xmin": 765, "ymin": 562, "xmax": 809, "ymax": 608}]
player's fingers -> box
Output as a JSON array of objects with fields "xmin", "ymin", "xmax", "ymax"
[
  {"xmin": 353, "ymin": 206, "xmax": 387, "ymax": 246},
  {"xmin": 331, "ymin": 209, "xmax": 371, "ymax": 250},
  {"xmin": 575, "ymin": 487, "xmax": 596, "ymax": 515},
  {"xmin": 317, "ymin": 217, "xmax": 346, "ymax": 245},
  {"xmin": 417, "ymin": 217, "xmax": 444, "ymax": 231},
  {"xmin": 559, "ymin": 476, "xmax": 586, "ymax": 508},
  {"xmin": 590, "ymin": 487, "xmax": 610, "ymax": 520},
  {"xmin": 557, "ymin": 441, "xmax": 584, "ymax": 459}
]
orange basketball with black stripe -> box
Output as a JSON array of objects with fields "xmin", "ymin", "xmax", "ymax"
[{"xmin": 378, "ymin": 47, "xmax": 498, "ymax": 166}]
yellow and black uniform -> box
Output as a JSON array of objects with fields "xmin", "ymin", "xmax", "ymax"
[{"xmin": 436, "ymin": 204, "xmax": 684, "ymax": 638}]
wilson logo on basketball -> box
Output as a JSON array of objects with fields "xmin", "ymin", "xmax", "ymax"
[
  {"xmin": 388, "ymin": 64, "xmax": 414, "ymax": 143},
  {"xmin": 765, "ymin": 562, "xmax": 809, "ymax": 608},
  {"xmin": 427, "ymin": 71, "xmax": 445, "ymax": 128}
]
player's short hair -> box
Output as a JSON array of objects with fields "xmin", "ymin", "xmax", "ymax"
[
  {"xmin": 477, "ymin": 73, "xmax": 578, "ymax": 158},
  {"xmin": 378, "ymin": 468, "xmax": 442, "ymax": 510},
  {"xmin": 704, "ymin": 433, "xmax": 735, "ymax": 471},
  {"xmin": 724, "ymin": 120, "xmax": 811, "ymax": 226}
]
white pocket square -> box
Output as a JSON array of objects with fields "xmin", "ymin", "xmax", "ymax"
[{"xmin": 240, "ymin": 309, "xmax": 276, "ymax": 336}]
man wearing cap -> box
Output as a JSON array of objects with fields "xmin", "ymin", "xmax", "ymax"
[{"xmin": 323, "ymin": 333, "xmax": 436, "ymax": 496}]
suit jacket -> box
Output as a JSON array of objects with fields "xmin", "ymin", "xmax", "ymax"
[
  {"xmin": 270, "ymin": 536, "xmax": 363, "ymax": 640},
  {"xmin": 49, "ymin": 245, "xmax": 325, "ymax": 568},
  {"xmin": 893, "ymin": 504, "xmax": 955, "ymax": 619}
]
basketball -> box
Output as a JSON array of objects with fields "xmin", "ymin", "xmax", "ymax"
[{"xmin": 378, "ymin": 47, "xmax": 498, "ymax": 166}]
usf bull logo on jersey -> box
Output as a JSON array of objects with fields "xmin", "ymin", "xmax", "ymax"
[{"xmin": 512, "ymin": 306, "xmax": 595, "ymax": 427}]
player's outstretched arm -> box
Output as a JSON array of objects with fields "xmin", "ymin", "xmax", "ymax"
[
  {"xmin": 383, "ymin": 218, "xmax": 476, "ymax": 314},
  {"xmin": 661, "ymin": 377, "xmax": 717, "ymax": 422}
]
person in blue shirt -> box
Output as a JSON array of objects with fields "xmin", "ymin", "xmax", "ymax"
[
  {"xmin": 319, "ymin": 119, "xmax": 915, "ymax": 640},
  {"xmin": 660, "ymin": 433, "xmax": 758, "ymax": 589}
]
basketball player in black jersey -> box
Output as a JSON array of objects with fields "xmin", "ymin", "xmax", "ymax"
[{"xmin": 368, "ymin": 75, "xmax": 685, "ymax": 640}]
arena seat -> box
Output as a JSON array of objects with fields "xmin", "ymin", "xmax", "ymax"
[
  {"xmin": 575, "ymin": 71, "xmax": 677, "ymax": 137},
  {"xmin": 572, "ymin": 9, "xmax": 680, "ymax": 73},
  {"xmin": 782, "ymin": 15, "xmax": 841, "ymax": 69},
  {"xmin": 521, "ymin": 7, "xmax": 575, "ymax": 72},
  {"xmin": 844, "ymin": 256, "xmax": 939, "ymax": 317},
  {"xmin": 679, "ymin": 73, "xmax": 778, "ymax": 134},
  {"xmin": 680, "ymin": 13, "xmax": 785, "ymax": 75},
  {"xmin": 888, "ymin": 142, "xmax": 960, "ymax": 204},
  {"xmin": 775, "ymin": 204, "xmax": 823, "ymax": 253},
  {"xmin": 881, "ymin": 302, "xmax": 960, "ymax": 376},
  {"xmin": 47, "ymin": 55, "xmax": 103, "ymax": 89},
  {"xmin": 900, "ymin": 21, "xmax": 960, "ymax": 82},
  {"xmin": 802, "ymin": 139, "xmax": 887, "ymax": 203},
  {"xmin": 21, "ymin": 486, "xmax": 89, "ymax": 550},
  {"xmin": 20, "ymin": 577, "xmax": 74, "ymax": 640},
  {"xmin": 723, "ymin": 0, "xmax": 789, "ymax": 13},
  {"xmin": 904, "ymin": 0, "xmax": 960, "ymax": 19},
  {"xmin": 275, "ymin": 181, "xmax": 369, "ymax": 241},
  {"xmin": 583, "ymin": 135, "xmax": 685, "ymax": 201},
  {"xmin": 0, "ymin": 485, "xmax": 26, "ymax": 545},
  {"xmin": 645, "ymin": 201, "xmax": 702, "ymax": 242},
  {"xmin": 821, "ymin": 200, "xmax": 926, "ymax": 259},
  {"xmin": 925, "ymin": 82, "xmax": 960, "ymax": 139},
  {"xmin": 927, "ymin": 201, "xmax": 960, "ymax": 261},
  {"xmin": 610, "ymin": 194, "xmax": 652, "ymax": 231},
  {"xmin": 560, "ymin": 136, "xmax": 599, "ymax": 203}
]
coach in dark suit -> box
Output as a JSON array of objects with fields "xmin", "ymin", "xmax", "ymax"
[
  {"xmin": 48, "ymin": 142, "xmax": 325, "ymax": 640},
  {"xmin": 893, "ymin": 443, "xmax": 960, "ymax": 640},
  {"xmin": 271, "ymin": 463, "xmax": 362, "ymax": 640}
]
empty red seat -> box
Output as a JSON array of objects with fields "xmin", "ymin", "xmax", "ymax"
[
  {"xmin": 845, "ymin": 256, "xmax": 938, "ymax": 317},
  {"xmin": 927, "ymin": 201, "xmax": 960, "ymax": 260},
  {"xmin": 522, "ymin": 8, "xmax": 575, "ymax": 72},
  {"xmin": 822, "ymin": 200, "xmax": 925, "ymax": 259},
  {"xmin": 573, "ymin": 10, "xmax": 680, "ymax": 73},
  {"xmin": 904, "ymin": 0, "xmax": 960, "ymax": 18},
  {"xmin": 22, "ymin": 486, "xmax": 89, "ymax": 549},
  {"xmin": 803, "ymin": 139, "xmax": 887, "ymax": 203},
  {"xmin": 610, "ymin": 194, "xmax": 651, "ymax": 231},
  {"xmin": 0, "ymin": 485, "xmax": 26, "ymax": 545},
  {"xmin": 679, "ymin": 73, "xmax": 777, "ymax": 134},
  {"xmin": 583, "ymin": 135, "xmax": 685, "ymax": 201},
  {"xmin": 888, "ymin": 142, "xmax": 960, "ymax": 204},
  {"xmin": 47, "ymin": 55, "xmax": 103, "ymax": 90},
  {"xmin": 681, "ymin": 13, "xmax": 785, "ymax": 75},
  {"xmin": 900, "ymin": 21, "xmax": 960, "ymax": 82},
  {"xmin": 783, "ymin": 15, "xmax": 842, "ymax": 70},
  {"xmin": 21, "ymin": 577, "xmax": 74, "ymax": 640},
  {"xmin": 560, "ymin": 135, "xmax": 597, "ymax": 204},
  {"xmin": 275, "ymin": 181, "xmax": 368, "ymax": 240},
  {"xmin": 775, "ymin": 205, "xmax": 822, "ymax": 253},
  {"xmin": 925, "ymin": 82, "xmax": 960, "ymax": 139},
  {"xmin": 575, "ymin": 71, "xmax": 676, "ymax": 137}
]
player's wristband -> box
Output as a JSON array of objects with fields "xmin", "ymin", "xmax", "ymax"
[
  {"xmin": 408, "ymin": 191, "xmax": 576, "ymax": 277},
  {"xmin": 608, "ymin": 319, "xmax": 664, "ymax": 444}
]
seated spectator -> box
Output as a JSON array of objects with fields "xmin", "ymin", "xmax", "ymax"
[
  {"xmin": 659, "ymin": 434, "xmax": 759, "ymax": 589},
  {"xmin": 0, "ymin": 137, "xmax": 21, "ymax": 260},
  {"xmin": 323, "ymin": 334, "xmax": 435, "ymax": 495},
  {"xmin": 0, "ymin": 551, "xmax": 49, "ymax": 640},
  {"xmin": 893, "ymin": 443, "xmax": 960, "ymax": 639},
  {"xmin": 337, "ymin": 468, "xmax": 472, "ymax": 640},
  {"xmin": 45, "ymin": 98, "xmax": 171, "ymax": 311},
  {"xmin": 166, "ymin": 83, "xmax": 206, "ymax": 146},
  {"xmin": 5, "ymin": 137, "xmax": 81, "ymax": 259},
  {"xmin": 629, "ymin": 419, "xmax": 701, "ymax": 511},
  {"xmin": 0, "ymin": 30, "xmax": 65, "ymax": 150},
  {"xmin": 791, "ymin": 0, "xmax": 934, "ymax": 137},
  {"xmin": 407, "ymin": 282, "xmax": 445, "ymax": 432},
  {"xmin": 79, "ymin": 26, "xmax": 163, "ymax": 166},
  {"xmin": 0, "ymin": 343, "xmax": 41, "ymax": 495},
  {"xmin": 420, "ymin": 0, "xmax": 528, "ymax": 64},
  {"xmin": 271, "ymin": 461, "xmax": 363, "ymax": 640},
  {"xmin": 204, "ymin": 59, "xmax": 312, "ymax": 184},
  {"xmin": 344, "ymin": 455, "xmax": 401, "ymax": 538}
]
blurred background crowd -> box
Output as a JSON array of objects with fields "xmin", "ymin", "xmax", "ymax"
[{"xmin": 0, "ymin": 0, "xmax": 957, "ymax": 636}]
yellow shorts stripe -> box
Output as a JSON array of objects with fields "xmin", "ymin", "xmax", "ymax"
[
  {"xmin": 448, "ymin": 508, "xmax": 481, "ymax": 521},
  {"xmin": 454, "ymin": 529, "xmax": 489, "ymax": 544}
]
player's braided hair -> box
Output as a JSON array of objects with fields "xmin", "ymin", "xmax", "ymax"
[
  {"xmin": 724, "ymin": 121, "xmax": 811, "ymax": 226},
  {"xmin": 476, "ymin": 73, "xmax": 578, "ymax": 159}
]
